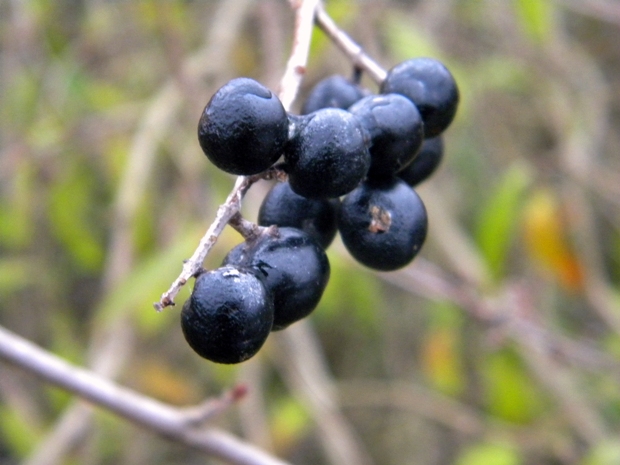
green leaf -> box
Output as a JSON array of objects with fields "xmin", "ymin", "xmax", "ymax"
[
  {"xmin": 481, "ymin": 349, "xmax": 544, "ymax": 423},
  {"xmin": 93, "ymin": 225, "xmax": 206, "ymax": 336},
  {"xmin": 0, "ymin": 259, "xmax": 32, "ymax": 296},
  {"xmin": 456, "ymin": 442, "xmax": 520, "ymax": 465},
  {"xmin": 0, "ymin": 160, "xmax": 36, "ymax": 249},
  {"xmin": 47, "ymin": 163, "xmax": 105, "ymax": 273},
  {"xmin": 315, "ymin": 251, "xmax": 380, "ymax": 332},
  {"xmin": 0, "ymin": 406, "xmax": 42, "ymax": 458},
  {"xmin": 474, "ymin": 162, "xmax": 532, "ymax": 282},
  {"xmin": 582, "ymin": 441, "xmax": 620, "ymax": 465},
  {"xmin": 382, "ymin": 13, "xmax": 442, "ymax": 62},
  {"xmin": 270, "ymin": 397, "xmax": 311, "ymax": 449},
  {"xmin": 514, "ymin": 0, "xmax": 554, "ymax": 43}
]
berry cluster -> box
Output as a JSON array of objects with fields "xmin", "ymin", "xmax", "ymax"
[{"xmin": 183, "ymin": 57, "xmax": 458, "ymax": 364}]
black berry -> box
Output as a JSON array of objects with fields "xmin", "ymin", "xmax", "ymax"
[
  {"xmin": 338, "ymin": 178, "xmax": 427, "ymax": 271},
  {"xmin": 198, "ymin": 77, "xmax": 288, "ymax": 175},
  {"xmin": 348, "ymin": 93, "xmax": 424, "ymax": 179},
  {"xmin": 380, "ymin": 58, "xmax": 459, "ymax": 138},
  {"xmin": 258, "ymin": 181, "xmax": 339, "ymax": 249},
  {"xmin": 284, "ymin": 108, "xmax": 370, "ymax": 199},
  {"xmin": 398, "ymin": 136, "xmax": 444, "ymax": 186},
  {"xmin": 223, "ymin": 227, "xmax": 330, "ymax": 330},
  {"xmin": 301, "ymin": 75, "xmax": 366, "ymax": 114},
  {"xmin": 181, "ymin": 266, "xmax": 274, "ymax": 364}
]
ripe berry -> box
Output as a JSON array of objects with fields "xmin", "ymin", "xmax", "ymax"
[
  {"xmin": 223, "ymin": 227, "xmax": 330, "ymax": 330},
  {"xmin": 301, "ymin": 75, "xmax": 366, "ymax": 114},
  {"xmin": 398, "ymin": 136, "xmax": 444, "ymax": 186},
  {"xmin": 338, "ymin": 178, "xmax": 427, "ymax": 271},
  {"xmin": 348, "ymin": 93, "xmax": 424, "ymax": 179},
  {"xmin": 380, "ymin": 58, "xmax": 459, "ymax": 138},
  {"xmin": 258, "ymin": 181, "xmax": 339, "ymax": 249},
  {"xmin": 284, "ymin": 108, "xmax": 370, "ymax": 199},
  {"xmin": 181, "ymin": 266, "xmax": 274, "ymax": 364},
  {"xmin": 198, "ymin": 77, "xmax": 288, "ymax": 175}
]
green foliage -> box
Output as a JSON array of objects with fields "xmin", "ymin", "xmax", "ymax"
[
  {"xmin": 0, "ymin": 259, "xmax": 31, "ymax": 296},
  {"xmin": 582, "ymin": 441, "xmax": 620, "ymax": 465},
  {"xmin": 456, "ymin": 442, "xmax": 521, "ymax": 465},
  {"xmin": 47, "ymin": 162, "xmax": 106, "ymax": 273},
  {"xmin": 481, "ymin": 349, "xmax": 545, "ymax": 424},
  {"xmin": 316, "ymin": 252, "xmax": 380, "ymax": 333},
  {"xmin": 0, "ymin": 406, "xmax": 41, "ymax": 458},
  {"xmin": 514, "ymin": 0, "xmax": 555, "ymax": 44},
  {"xmin": 94, "ymin": 226, "xmax": 205, "ymax": 336},
  {"xmin": 1, "ymin": 1, "xmax": 619, "ymax": 464},
  {"xmin": 269, "ymin": 397, "xmax": 311, "ymax": 451},
  {"xmin": 474, "ymin": 162, "xmax": 532, "ymax": 282},
  {"xmin": 0, "ymin": 161, "xmax": 36, "ymax": 249},
  {"xmin": 421, "ymin": 301, "xmax": 466, "ymax": 396},
  {"xmin": 382, "ymin": 14, "xmax": 442, "ymax": 61}
]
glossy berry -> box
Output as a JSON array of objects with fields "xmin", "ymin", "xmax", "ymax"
[
  {"xmin": 258, "ymin": 181, "xmax": 339, "ymax": 249},
  {"xmin": 301, "ymin": 75, "xmax": 366, "ymax": 114},
  {"xmin": 338, "ymin": 178, "xmax": 427, "ymax": 271},
  {"xmin": 284, "ymin": 108, "xmax": 370, "ymax": 199},
  {"xmin": 398, "ymin": 136, "xmax": 444, "ymax": 186},
  {"xmin": 380, "ymin": 58, "xmax": 459, "ymax": 138},
  {"xmin": 181, "ymin": 266, "xmax": 274, "ymax": 364},
  {"xmin": 198, "ymin": 77, "xmax": 288, "ymax": 175},
  {"xmin": 348, "ymin": 93, "xmax": 424, "ymax": 179},
  {"xmin": 223, "ymin": 227, "xmax": 330, "ymax": 330}
]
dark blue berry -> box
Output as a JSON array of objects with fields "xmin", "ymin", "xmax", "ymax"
[
  {"xmin": 181, "ymin": 266, "xmax": 274, "ymax": 364},
  {"xmin": 380, "ymin": 58, "xmax": 459, "ymax": 138},
  {"xmin": 398, "ymin": 136, "xmax": 444, "ymax": 186},
  {"xmin": 348, "ymin": 93, "xmax": 424, "ymax": 179},
  {"xmin": 338, "ymin": 178, "xmax": 427, "ymax": 271},
  {"xmin": 198, "ymin": 77, "xmax": 288, "ymax": 175},
  {"xmin": 223, "ymin": 227, "xmax": 330, "ymax": 330},
  {"xmin": 284, "ymin": 108, "xmax": 370, "ymax": 199},
  {"xmin": 301, "ymin": 75, "xmax": 366, "ymax": 114},
  {"xmin": 258, "ymin": 181, "xmax": 339, "ymax": 249}
]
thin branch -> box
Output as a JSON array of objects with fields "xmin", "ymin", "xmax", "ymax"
[
  {"xmin": 154, "ymin": 174, "xmax": 252, "ymax": 311},
  {"xmin": 273, "ymin": 322, "xmax": 373, "ymax": 465},
  {"xmin": 155, "ymin": 0, "xmax": 320, "ymax": 311},
  {"xmin": 314, "ymin": 3, "xmax": 387, "ymax": 84},
  {"xmin": 154, "ymin": 166, "xmax": 284, "ymax": 311},
  {"xmin": 27, "ymin": 3, "xmax": 260, "ymax": 464},
  {"xmin": 380, "ymin": 259, "xmax": 611, "ymax": 445},
  {"xmin": 0, "ymin": 325, "xmax": 290, "ymax": 465},
  {"xmin": 278, "ymin": 0, "xmax": 321, "ymax": 109}
]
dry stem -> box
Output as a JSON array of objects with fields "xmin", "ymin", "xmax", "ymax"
[
  {"xmin": 0, "ymin": 325, "xmax": 289, "ymax": 465},
  {"xmin": 154, "ymin": 0, "xmax": 379, "ymax": 311}
]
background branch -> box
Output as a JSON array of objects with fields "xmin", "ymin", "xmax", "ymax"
[{"xmin": 0, "ymin": 325, "xmax": 290, "ymax": 465}]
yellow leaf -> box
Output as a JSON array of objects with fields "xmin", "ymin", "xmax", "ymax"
[
  {"xmin": 521, "ymin": 189, "xmax": 583, "ymax": 291},
  {"xmin": 132, "ymin": 360, "xmax": 201, "ymax": 405},
  {"xmin": 421, "ymin": 328, "xmax": 464, "ymax": 396}
]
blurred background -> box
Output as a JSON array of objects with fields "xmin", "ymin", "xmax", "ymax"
[{"xmin": 1, "ymin": 0, "xmax": 620, "ymax": 464}]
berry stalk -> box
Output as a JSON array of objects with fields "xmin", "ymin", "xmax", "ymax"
[{"xmin": 154, "ymin": 0, "xmax": 320, "ymax": 311}]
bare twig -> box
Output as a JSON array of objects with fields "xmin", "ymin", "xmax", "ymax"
[
  {"xmin": 155, "ymin": 0, "xmax": 320, "ymax": 311},
  {"xmin": 154, "ymin": 174, "xmax": 252, "ymax": 311},
  {"xmin": 314, "ymin": 3, "xmax": 387, "ymax": 84},
  {"xmin": 25, "ymin": 4, "xmax": 259, "ymax": 464},
  {"xmin": 278, "ymin": 0, "xmax": 321, "ymax": 109},
  {"xmin": 273, "ymin": 322, "xmax": 373, "ymax": 465},
  {"xmin": 380, "ymin": 259, "xmax": 611, "ymax": 445},
  {"xmin": 0, "ymin": 325, "xmax": 290, "ymax": 465},
  {"xmin": 554, "ymin": 0, "xmax": 620, "ymax": 27}
]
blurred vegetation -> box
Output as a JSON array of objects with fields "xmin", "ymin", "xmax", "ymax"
[{"xmin": 2, "ymin": 0, "xmax": 620, "ymax": 464}]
